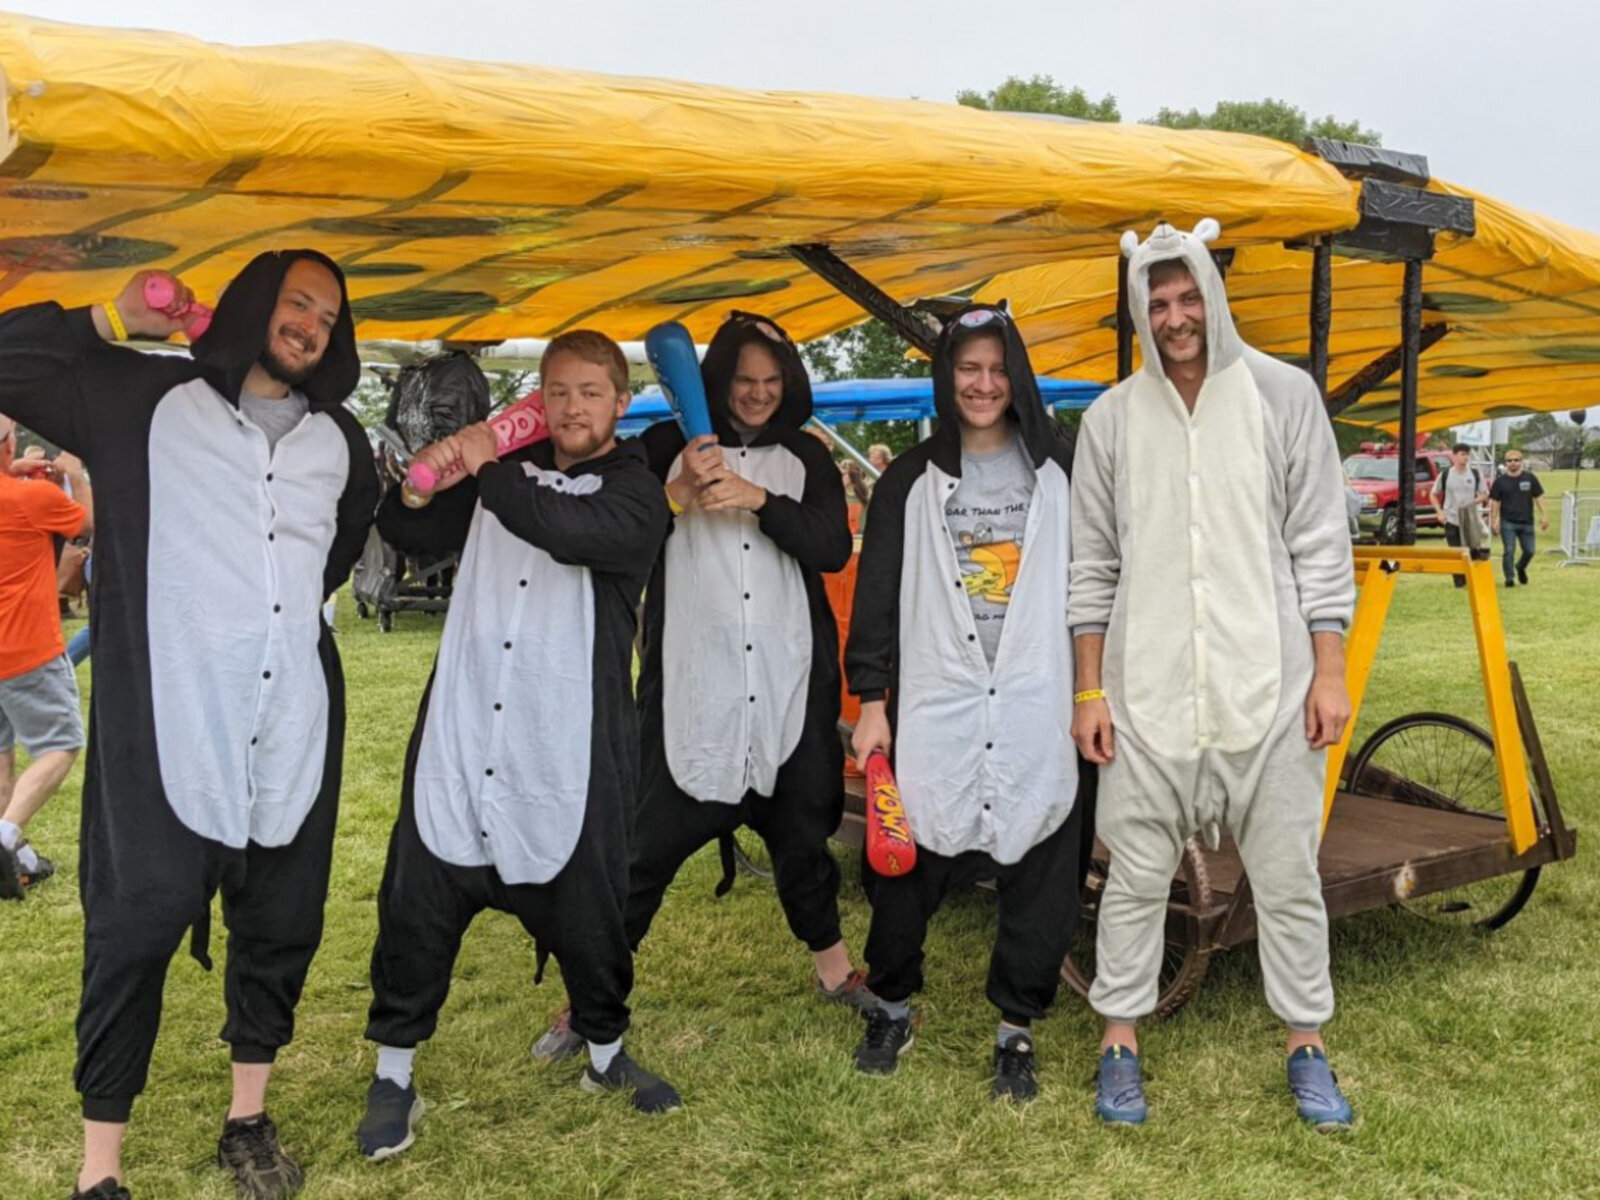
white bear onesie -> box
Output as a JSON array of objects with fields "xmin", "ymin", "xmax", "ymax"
[{"xmin": 1069, "ymin": 221, "xmax": 1355, "ymax": 1030}]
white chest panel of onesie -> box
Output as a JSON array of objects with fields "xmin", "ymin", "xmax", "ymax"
[
  {"xmin": 662, "ymin": 441, "xmax": 811, "ymax": 803},
  {"xmin": 414, "ymin": 462, "xmax": 596, "ymax": 885},
  {"xmin": 146, "ymin": 379, "xmax": 348, "ymax": 849},
  {"xmin": 1122, "ymin": 360, "xmax": 1280, "ymax": 759},
  {"xmin": 895, "ymin": 461, "xmax": 1078, "ymax": 864}
]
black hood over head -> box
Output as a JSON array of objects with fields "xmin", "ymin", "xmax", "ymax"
[
  {"xmin": 928, "ymin": 301, "xmax": 1064, "ymax": 475},
  {"xmin": 699, "ymin": 310, "xmax": 813, "ymax": 447},
  {"xmin": 189, "ymin": 249, "xmax": 360, "ymax": 408}
]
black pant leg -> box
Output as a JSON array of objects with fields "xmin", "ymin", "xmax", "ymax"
[
  {"xmin": 748, "ymin": 719, "xmax": 846, "ymax": 953},
  {"xmin": 1445, "ymin": 522, "xmax": 1467, "ymax": 585},
  {"xmin": 985, "ymin": 809, "xmax": 1085, "ymax": 1025},
  {"xmin": 625, "ymin": 771, "xmax": 739, "ymax": 950},
  {"xmin": 863, "ymin": 848, "xmax": 959, "ymax": 1005},
  {"xmin": 220, "ymin": 768, "xmax": 341, "ymax": 1061},
  {"xmin": 365, "ymin": 795, "xmax": 486, "ymax": 1050},
  {"xmin": 512, "ymin": 788, "xmax": 635, "ymax": 1046}
]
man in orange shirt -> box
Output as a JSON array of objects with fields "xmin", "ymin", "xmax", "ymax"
[{"xmin": 0, "ymin": 414, "xmax": 92, "ymax": 899}]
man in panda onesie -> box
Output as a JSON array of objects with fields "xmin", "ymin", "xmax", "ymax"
[
  {"xmin": 531, "ymin": 311, "xmax": 861, "ymax": 1066},
  {"xmin": 845, "ymin": 304, "xmax": 1089, "ymax": 1103},
  {"xmin": 0, "ymin": 254, "xmax": 379, "ymax": 1200},
  {"xmin": 357, "ymin": 331, "xmax": 677, "ymax": 1161},
  {"xmin": 1070, "ymin": 221, "xmax": 1356, "ymax": 1130}
]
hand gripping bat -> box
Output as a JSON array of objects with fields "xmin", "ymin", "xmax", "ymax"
[
  {"xmin": 400, "ymin": 390, "xmax": 548, "ymax": 508},
  {"xmin": 143, "ymin": 274, "xmax": 213, "ymax": 339}
]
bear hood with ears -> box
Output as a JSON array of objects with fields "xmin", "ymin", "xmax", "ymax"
[
  {"xmin": 1120, "ymin": 218, "xmax": 1244, "ymax": 383},
  {"xmin": 699, "ymin": 310, "xmax": 813, "ymax": 447},
  {"xmin": 189, "ymin": 248, "xmax": 361, "ymax": 409}
]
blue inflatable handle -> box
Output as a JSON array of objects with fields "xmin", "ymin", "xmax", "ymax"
[{"xmin": 645, "ymin": 321, "xmax": 714, "ymax": 442}]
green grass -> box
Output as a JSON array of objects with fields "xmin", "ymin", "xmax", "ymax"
[{"xmin": 4, "ymin": 493, "xmax": 1599, "ymax": 1199}]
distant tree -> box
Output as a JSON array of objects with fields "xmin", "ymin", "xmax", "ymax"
[
  {"xmin": 957, "ymin": 74, "xmax": 1120, "ymax": 123},
  {"xmin": 1145, "ymin": 98, "xmax": 1381, "ymax": 147}
]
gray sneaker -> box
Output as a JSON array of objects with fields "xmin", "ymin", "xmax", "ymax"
[
  {"xmin": 531, "ymin": 1004, "xmax": 585, "ymax": 1064},
  {"xmin": 815, "ymin": 969, "xmax": 879, "ymax": 1014}
]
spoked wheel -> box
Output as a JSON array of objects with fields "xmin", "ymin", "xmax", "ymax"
[
  {"xmin": 730, "ymin": 827, "xmax": 773, "ymax": 880},
  {"xmin": 1062, "ymin": 835, "xmax": 1214, "ymax": 1019},
  {"xmin": 1346, "ymin": 712, "xmax": 1540, "ymax": 930}
]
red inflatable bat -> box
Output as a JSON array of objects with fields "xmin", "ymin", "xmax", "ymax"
[{"xmin": 863, "ymin": 751, "xmax": 917, "ymax": 877}]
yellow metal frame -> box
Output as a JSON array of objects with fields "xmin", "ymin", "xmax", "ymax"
[{"xmin": 1323, "ymin": 545, "xmax": 1538, "ymax": 854}]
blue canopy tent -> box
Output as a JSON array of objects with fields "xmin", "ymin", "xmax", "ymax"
[{"xmin": 617, "ymin": 377, "xmax": 1103, "ymax": 436}]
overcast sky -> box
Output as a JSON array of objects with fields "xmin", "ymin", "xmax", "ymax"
[{"xmin": 14, "ymin": 0, "xmax": 1600, "ymax": 234}]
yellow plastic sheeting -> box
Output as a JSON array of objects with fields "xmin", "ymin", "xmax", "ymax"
[
  {"xmin": 979, "ymin": 182, "xmax": 1600, "ymax": 431},
  {"xmin": 0, "ymin": 14, "xmax": 1357, "ymax": 346}
]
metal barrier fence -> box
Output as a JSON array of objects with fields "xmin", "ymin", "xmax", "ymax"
[{"xmin": 1557, "ymin": 491, "xmax": 1600, "ymax": 566}]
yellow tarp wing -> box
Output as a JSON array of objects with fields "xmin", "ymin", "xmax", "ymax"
[
  {"xmin": 0, "ymin": 14, "xmax": 1355, "ymax": 345},
  {"xmin": 979, "ymin": 182, "xmax": 1600, "ymax": 432}
]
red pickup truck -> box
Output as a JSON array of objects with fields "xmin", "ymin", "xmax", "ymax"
[{"xmin": 1343, "ymin": 445, "xmax": 1454, "ymax": 542}]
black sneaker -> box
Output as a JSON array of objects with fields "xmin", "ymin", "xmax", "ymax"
[
  {"xmin": 357, "ymin": 1076, "xmax": 424, "ymax": 1162},
  {"xmin": 580, "ymin": 1049, "xmax": 682, "ymax": 1114},
  {"xmin": 853, "ymin": 1007, "xmax": 914, "ymax": 1075},
  {"xmin": 0, "ymin": 841, "xmax": 23, "ymax": 901},
  {"xmin": 1504, "ymin": 577, "xmax": 1516, "ymax": 587},
  {"xmin": 21, "ymin": 850, "xmax": 55, "ymax": 889},
  {"xmin": 1518, "ymin": 566, "xmax": 1529, "ymax": 585},
  {"xmin": 216, "ymin": 1113, "xmax": 303, "ymax": 1199},
  {"xmin": 990, "ymin": 1032, "xmax": 1038, "ymax": 1102},
  {"xmin": 69, "ymin": 1179, "xmax": 130, "ymax": 1200}
]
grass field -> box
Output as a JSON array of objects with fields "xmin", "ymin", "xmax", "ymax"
[{"xmin": 3, "ymin": 479, "xmax": 1597, "ymax": 1200}]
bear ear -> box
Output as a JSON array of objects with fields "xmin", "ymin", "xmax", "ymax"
[
  {"xmin": 1119, "ymin": 229, "xmax": 1141, "ymax": 258},
  {"xmin": 1193, "ymin": 217, "xmax": 1221, "ymax": 245}
]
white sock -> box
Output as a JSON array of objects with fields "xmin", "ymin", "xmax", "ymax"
[
  {"xmin": 588, "ymin": 1038, "xmax": 621, "ymax": 1074},
  {"xmin": 997, "ymin": 1020, "xmax": 1031, "ymax": 1047},
  {"xmin": 0, "ymin": 819, "xmax": 19, "ymax": 851},
  {"xmin": 16, "ymin": 842, "xmax": 39, "ymax": 872},
  {"xmin": 375, "ymin": 1045, "xmax": 415, "ymax": 1089}
]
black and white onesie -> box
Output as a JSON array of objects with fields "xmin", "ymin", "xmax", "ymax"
[
  {"xmin": 0, "ymin": 250, "xmax": 378, "ymax": 1123},
  {"xmin": 365, "ymin": 437, "xmax": 669, "ymax": 1049},
  {"xmin": 845, "ymin": 305, "xmax": 1095, "ymax": 1025},
  {"xmin": 626, "ymin": 312, "xmax": 853, "ymax": 956}
]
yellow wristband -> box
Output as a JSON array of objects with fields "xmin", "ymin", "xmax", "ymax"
[
  {"xmin": 1073, "ymin": 689, "xmax": 1106, "ymax": 705},
  {"xmin": 102, "ymin": 302, "xmax": 128, "ymax": 342},
  {"xmin": 664, "ymin": 485, "xmax": 684, "ymax": 516}
]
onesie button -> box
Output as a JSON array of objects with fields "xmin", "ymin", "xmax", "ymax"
[
  {"xmin": 266, "ymin": 473, "xmax": 274, "ymax": 482},
  {"xmin": 267, "ymin": 532, "xmax": 275, "ymax": 542},
  {"xmin": 985, "ymin": 742, "xmax": 993, "ymax": 750},
  {"xmin": 989, "ymin": 688, "xmax": 996, "ymax": 696},
  {"xmin": 744, "ymin": 543, "xmax": 750, "ymax": 551},
  {"xmin": 250, "ymin": 737, "xmax": 258, "ymax": 746},
  {"xmin": 273, "ymin": 604, "xmax": 281, "ymax": 613},
  {"xmin": 262, "ymin": 671, "xmax": 272, "ymax": 680},
  {"xmin": 494, "ymin": 703, "xmax": 503, "ymax": 712},
  {"xmin": 744, "ymin": 592, "xmax": 751, "ymax": 600},
  {"xmin": 485, "ymin": 768, "xmax": 494, "ymax": 777},
  {"xmin": 983, "ymin": 803, "xmax": 991, "ymax": 811},
  {"xmin": 504, "ymin": 641, "xmax": 513, "ymax": 650},
  {"xmin": 749, "ymin": 696, "xmax": 757, "ymax": 703},
  {"xmin": 519, "ymin": 579, "xmax": 528, "ymax": 587},
  {"xmin": 967, "ymin": 634, "xmax": 976, "ymax": 642},
  {"xmin": 746, "ymin": 644, "xmax": 753, "ymax": 652}
]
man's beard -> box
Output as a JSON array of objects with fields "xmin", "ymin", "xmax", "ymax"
[
  {"xmin": 258, "ymin": 339, "xmax": 317, "ymax": 387},
  {"xmin": 553, "ymin": 423, "xmax": 613, "ymax": 462}
]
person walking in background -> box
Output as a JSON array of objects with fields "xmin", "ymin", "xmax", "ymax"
[{"xmin": 1488, "ymin": 451, "xmax": 1547, "ymax": 587}]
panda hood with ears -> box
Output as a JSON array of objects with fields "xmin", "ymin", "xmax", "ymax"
[{"xmin": 1121, "ymin": 218, "xmax": 1245, "ymax": 384}]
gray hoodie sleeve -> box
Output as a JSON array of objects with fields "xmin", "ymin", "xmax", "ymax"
[
  {"xmin": 1281, "ymin": 377, "xmax": 1356, "ymax": 633},
  {"xmin": 1068, "ymin": 398, "xmax": 1120, "ymax": 637}
]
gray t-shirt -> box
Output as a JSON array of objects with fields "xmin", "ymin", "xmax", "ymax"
[
  {"xmin": 240, "ymin": 389, "xmax": 310, "ymax": 455},
  {"xmin": 1434, "ymin": 464, "xmax": 1487, "ymax": 526},
  {"xmin": 944, "ymin": 432, "xmax": 1035, "ymax": 667}
]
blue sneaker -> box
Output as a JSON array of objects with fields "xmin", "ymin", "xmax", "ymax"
[
  {"xmin": 1288, "ymin": 1045, "xmax": 1354, "ymax": 1131},
  {"xmin": 1095, "ymin": 1045, "xmax": 1147, "ymax": 1125}
]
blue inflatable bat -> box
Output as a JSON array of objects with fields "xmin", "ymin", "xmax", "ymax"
[{"xmin": 644, "ymin": 321, "xmax": 714, "ymax": 442}]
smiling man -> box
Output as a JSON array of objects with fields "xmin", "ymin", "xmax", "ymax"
[
  {"xmin": 358, "ymin": 330, "xmax": 676, "ymax": 1161},
  {"xmin": 844, "ymin": 304, "xmax": 1091, "ymax": 1103},
  {"xmin": 0, "ymin": 253, "xmax": 378, "ymax": 1200},
  {"xmin": 1071, "ymin": 221, "xmax": 1356, "ymax": 1130}
]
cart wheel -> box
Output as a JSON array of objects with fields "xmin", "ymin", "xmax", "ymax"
[
  {"xmin": 731, "ymin": 827, "xmax": 773, "ymax": 880},
  {"xmin": 355, "ymin": 601, "xmax": 370, "ymax": 620},
  {"xmin": 1062, "ymin": 835, "xmax": 1213, "ymax": 1019},
  {"xmin": 1347, "ymin": 712, "xmax": 1541, "ymax": 930},
  {"xmin": 378, "ymin": 610, "xmax": 394, "ymax": 633}
]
